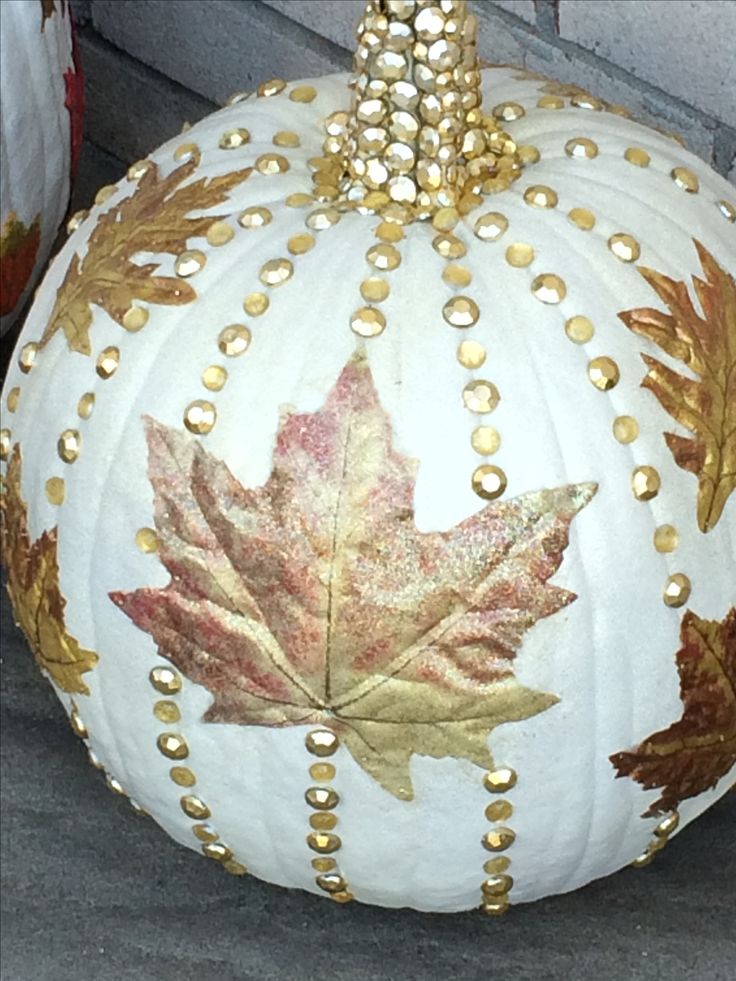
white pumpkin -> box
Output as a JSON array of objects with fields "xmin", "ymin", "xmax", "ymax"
[
  {"xmin": 0, "ymin": 0, "xmax": 82, "ymax": 334},
  {"xmin": 1, "ymin": 0, "xmax": 734, "ymax": 915}
]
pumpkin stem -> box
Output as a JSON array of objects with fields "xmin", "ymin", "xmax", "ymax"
[{"xmin": 324, "ymin": 0, "xmax": 523, "ymax": 221}]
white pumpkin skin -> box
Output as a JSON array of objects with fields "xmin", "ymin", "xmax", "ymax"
[
  {"xmin": 0, "ymin": 0, "xmax": 79, "ymax": 334},
  {"xmin": 1, "ymin": 67, "xmax": 734, "ymax": 914}
]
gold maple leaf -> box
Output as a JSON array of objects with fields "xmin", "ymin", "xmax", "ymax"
[
  {"xmin": 41, "ymin": 158, "xmax": 252, "ymax": 355},
  {"xmin": 611, "ymin": 608, "xmax": 736, "ymax": 817},
  {"xmin": 112, "ymin": 356, "xmax": 596, "ymax": 799},
  {"xmin": 0, "ymin": 445, "xmax": 98, "ymax": 694},
  {"xmin": 619, "ymin": 240, "xmax": 736, "ymax": 533}
]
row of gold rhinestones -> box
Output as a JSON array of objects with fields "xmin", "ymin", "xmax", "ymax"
[
  {"xmin": 304, "ymin": 729, "xmax": 354, "ymax": 903},
  {"xmin": 631, "ymin": 811, "xmax": 680, "ymax": 868},
  {"xmin": 480, "ymin": 765, "xmax": 518, "ymax": 915},
  {"xmin": 350, "ymin": 216, "xmax": 405, "ymax": 339}
]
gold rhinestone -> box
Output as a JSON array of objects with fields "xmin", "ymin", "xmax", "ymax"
[
  {"xmin": 6, "ymin": 387, "xmax": 20, "ymax": 413},
  {"xmin": 206, "ymin": 221, "xmax": 234, "ymax": 247},
  {"xmin": 223, "ymin": 860, "xmax": 248, "ymax": 876},
  {"xmin": 45, "ymin": 477, "xmax": 65, "ymax": 505},
  {"xmin": 88, "ymin": 749, "xmax": 103, "ymax": 769},
  {"xmin": 654, "ymin": 524, "xmax": 679, "ymax": 553},
  {"xmin": 493, "ymin": 101, "xmax": 525, "ymax": 121},
  {"xmin": 433, "ymin": 232, "xmax": 466, "ymax": 258},
  {"xmin": 351, "ymin": 306, "xmax": 386, "ymax": 338},
  {"xmin": 432, "ymin": 207, "xmax": 459, "ymax": 232},
  {"xmin": 366, "ymin": 243, "xmax": 401, "ymax": 271},
  {"xmin": 310, "ymin": 812, "xmax": 338, "ymax": 831},
  {"xmin": 243, "ymin": 292, "xmax": 269, "ymax": 316},
  {"xmin": 311, "ymin": 857, "xmax": 337, "ymax": 873},
  {"xmin": 518, "ymin": 144, "xmax": 541, "ymax": 164},
  {"xmin": 484, "ymin": 768, "xmax": 517, "ymax": 793},
  {"xmin": 457, "ymin": 340, "xmax": 486, "ymax": 369},
  {"xmin": 306, "ymin": 206, "xmax": 341, "ymax": 230},
  {"xmin": 482, "ymin": 827, "xmax": 516, "ymax": 852},
  {"xmin": 463, "ymin": 380, "xmax": 500, "ymax": 414},
  {"xmin": 258, "ymin": 78, "xmax": 286, "ymax": 97},
  {"xmin": 202, "ymin": 365, "xmax": 228, "ymax": 391},
  {"xmin": 360, "ymin": 277, "xmax": 390, "ymax": 303},
  {"xmin": 173, "ymin": 142, "xmax": 199, "ymax": 163},
  {"xmin": 219, "ymin": 128, "xmax": 251, "ymax": 150},
  {"xmin": 375, "ymin": 221, "xmax": 404, "ymax": 243},
  {"xmin": 472, "ymin": 464, "xmax": 507, "ymax": 501},
  {"xmin": 481, "ymin": 874, "xmax": 514, "ymax": 897},
  {"xmin": 225, "ymin": 90, "xmax": 249, "ymax": 105},
  {"xmin": 484, "ymin": 856, "xmax": 511, "ymax": 875},
  {"xmin": 69, "ymin": 707, "xmax": 88, "ymax": 739},
  {"xmin": 531, "ymin": 274, "xmax": 566, "ymax": 304},
  {"xmin": 57, "ymin": 429, "xmax": 80, "ymax": 464},
  {"xmin": 153, "ymin": 700, "xmax": 181, "ymax": 723},
  {"xmin": 305, "ymin": 786, "xmax": 339, "ymax": 810},
  {"xmin": 471, "ymin": 426, "xmax": 501, "ymax": 456},
  {"xmin": 289, "ymin": 84, "xmax": 317, "ymax": 103},
  {"xmin": 184, "ymin": 400, "xmax": 216, "ymax": 435},
  {"xmin": 588, "ymin": 356, "xmax": 620, "ymax": 391},
  {"xmin": 568, "ymin": 207, "xmax": 595, "ymax": 231},
  {"xmin": 256, "ymin": 153, "xmax": 290, "ymax": 175},
  {"xmin": 19, "ymin": 342, "xmax": 39, "ymax": 373},
  {"xmin": 77, "ymin": 393, "xmax": 95, "ymax": 419},
  {"xmin": 238, "ymin": 206, "xmax": 272, "ymax": 228},
  {"xmin": 95, "ymin": 184, "xmax": 117, "ymax": 205},
  {"xmin": 624, "ymin": 147, "xmax": 650, "ymax": 167},
  {"xmin": 671, "ymin": 167, "xmax": 699, "ymax": 193},
  {"xmin": 96, "ymin": 346, "xmax": 120, "ymax": 379},
  {"xmin": 203, "ymin": 842, "xmax": 233, "ymax": 863},
  {"xmin": 67, "ymin": 208, "xmax": 87, "ymax": 233},
  {"xmin": 127, "ymin": 159, "xmax": 152, "ymax": 180},
  {"xmin": 654, "ymin": 812, "xmax": 680, "ymax": 838},
  {"xmin": 717, "ymin": 200, "xmax": 736, "ymax": 222},
  {"xmin": 218, "ymin": 324, "xmax": 252, "ymax": 356},
  {"xmin": 538, "ymin": 95, "xmax": 564, "ymax": 110},
  {"xmin": 122, "ymin": 306, "xmax": 149, "ymax": 332},
  {"xmin": 287, "ymin": 192, "xmax": 314, "ymax": 208},
  {"xmin": 316, "ymin": 872, "xmax": 347, "ymax": 893},
  {"xmin": 505, "ymin": 243, "xmax": 534, "ymax": 267},
  {"xmin": 608, "ymin": 233, "xmax": 641, "ymax": 262},
  {"xmin": 485, "ymin": 800, "xmax": 513, "ymax": 822},
  {"xmin": 571, "ymin": 94, "xmax": 603, "ymax": 110},
  {"xmin": 181, "ymin": 795, "xmax": 211, "ymax": 820},
  {"xmin": 306, "ymin": 729, "xmax": 339, "ymax": 757},
  {"xmin": 309, "ymin": 763, "xmax": 336, "ymax": 782},
  {"xmin": 307, "ymin": 832, "xmax": 341, "ymax": 854},
  {"xmin": 259, "ymin": 258, "xmax": 294, "ymax": 286},
  {"xmin": 170, "ymin": 766, "xmax": 197, "ymax": 787},
  {"xmin": 663, "ymin": 573, "xmax": 691, "ymax": 608},
  {"xmin": 443, "ymin": 296, "xmax": 479, "ymax": 328},
  {"xmin": 524, "ymin": 185, "xmax": 558, "ymax": 209},
  {"xmin": 474, "ymin": 211, "xmax": 508, "ymax": 241},
  {"xmin": 442, "ymin": 264, "xmax": 472, "ymax": 288},
  {"xmin": 273, "ymin": 130, "xmax": 301, "ymax": 149},
  {"xmin": 565, "ymin": 137, "xmax": 599, "ymax": 159},
  {"xmin": 175, "ymin": 250, "xmax": 206, "ymax": 277},
  {"xmin": 565, "ymin": 315, "xmax": 594, "ymax": 344},
  {"xmin": 135, "ymin": 527, "xmax": 159, "ymax": 553},
  {"xmin": 0, "ymin": 430, "xmax": 9, "ymax": 461},
  {"xmin": 157, "ymin": 732, "xmax": 189, "ymax": 760},
  {"xmin": 288, "ymin": 233, "xmax": 315, "ymax": 255},
  {"xmin": 632, "ymin": 466, "xmax": 661, "ymax": 501},
  {"xmin": 612, "ymin": 415, "xmax": 639, "ymax": 444},
  {"xmin": 330, "ymin": 890, "xmax": 355, "ymax": 904},
  {"xmin": 192, "ymin": 824, "xmax": 218, "ymax": 842},
  {"xmin": 106, "ymin": 775, "xmax": 126, "ymax": 796}
]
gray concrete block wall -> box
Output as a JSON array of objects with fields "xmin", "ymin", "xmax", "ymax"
[{"xmin": 71, "ymin": 0, "xmax": 735, "ymax": 185}]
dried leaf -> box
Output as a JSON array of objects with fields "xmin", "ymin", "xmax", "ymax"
[
  {"xmin": 112, "ymin": 357, "xmax": 596, "ymax": 799},
  {"xmin": 620, "ymin": 241, "xmax": 736, "ymax": 532},
  {"xmin": 611, "ymin": 609, "xmax": 736, "ymax": 817},
  {"xmin": 41, "ymin": 158, "xmax": 251, "ymax": 354},
  {"xmin": 0, "ymin": 212, "xmax": 41, "ymax": 316},
  {"xmin": 1, "ymin": 445, "xmax": 98, "ymax": 694}
]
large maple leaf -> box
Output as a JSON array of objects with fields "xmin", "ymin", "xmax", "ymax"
[
  {"xmin": 0, "ymin": 212, "xmax": 41, "ymax": 317},
  {"xmin": 112, "ymin": 357, "xmax": 596, "ymax": 799},
  {"xmin": 41, "ymin": 158, "xmax": 252, "ymax": 355},
  {"xmin": 619, "ymin": 241, "xmax": 736, "ymax": 533},
  {"xmin": 1, "ymin": 445, "xmax": 98, "ymax": 694},
  {"xmin": 611, "ymin": 608, "xmax": 736, "ymax": 817}
]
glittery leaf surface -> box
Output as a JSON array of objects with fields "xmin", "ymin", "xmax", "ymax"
[
  {"xmin": 611, "ymin": 608, "xmax": 736, "ymax": 816},
  {"xmin": 620, "ymin": 241, "xmax": 736, "ymax": 533},
  {"xmin": 42, "ymin": 158, "xmax": 251, "ymax": 355},
  {"xmin": 0, "ymin": 445, "xmax": 98, "ymax": 694},
  {"xmin": 0, "ymin": 212, "xmax": 41, "ymax": 316},
  {"xmin": 112, "ymin": 357, "xmax": 595, "ymax": 799}
]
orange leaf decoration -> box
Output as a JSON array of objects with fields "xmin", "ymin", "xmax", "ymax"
[
  {"xmin": 619, "ymin": 241, "xmax": 736, "ymax": 532},
  {"xmin": 112, "ymin": 357, "xmax": 596, "ymax": 799},
  {"xmin": 1, "ymin": 445, "xmax": 98, "ymax": 694},
  {"xmin": 611, "ymin": 608, "xmax": 736, "ymax": 817},
  {"xmin": 41, "ymin": 158, "xmax": 251, "ymax": 355},
  {"xmin": 0, "ymin": 212, "xmax": 41, "ymax": 317}
]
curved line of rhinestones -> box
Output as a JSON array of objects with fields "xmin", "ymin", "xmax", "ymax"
[
  {"xmin": 479, "ymin": 764, "xmax": 518, "ymax": 915},
  {"xmin": 304, "ymin": 728, "xmax": 354, "ymax": 903},
  {"xmin": 631, "ymin": 810, "xmax": 681, "ymax": 868}
]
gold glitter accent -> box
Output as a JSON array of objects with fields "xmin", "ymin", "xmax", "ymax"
[
  {"xmin": 474, "ymin": 212, "xmax": 508, "ymax": 241},
  {"xmin": 484, "ymin": 768, "xmax": 517, "ymax": 793},
  {"xmin": 351, "ymin": 306, "xmax": 387, "ymax": 338},
  {"xmin": 654, "ymin": 525, "xmax": 679, "ymax": 553},
  {"xmin": 206, "ymin": 221, "xmax": 234, "ymax": 246},
  {"xmin": 568, "ymin": 207, "xmax": 595, "ymax": 231},
  {"xmin": 258, "ymin": 78, "xmax": 286, "ymax": 97},
  {"xmin": 170, "ymin": 766, "xmax": 196, "ymax": 787},
  {"xmin": 472, "ymin": 465, "xmax": 507, "ymax": 501},
  {"xmin": 311, "ymin": 857, "xmax": 337, "ymax": 873},
  {"xmin": 238, "ymin": 207, "xmax": 272, "ymax": 228},
  {"xmin": 244, "ymin": 292, "xmax": 269, "ymax": 316},
  {"xmin": 524, "ymin": 185, "xmax": 558, "ymax": 209},
  {"xmin": 180, "ymin": 795, "xmax": 211, "ymax": 820},
  {"xmin": 259, "ymin": 258, "xmax": 294, "ymax": 286},
  {"xmin": 457, "ymin": 339, "xmax": 486, "ymax": 369},
  {"xmin": 192, "ymin": 824, "xmax": 218, "ymax": 842},
  {"xmin": 67, "ymin": 209, "xmax": 87, "ymax": 233},
  {"xmin": 485, "ymin": 800, "xmax": 513, "ymax": 822},
  {"xmin": 565, "ymin": 137, "xmax": 598, "ymax": 159},
  {"xmin": 565, "ymin": 315, "xmax": 594, "ymax": 344},
  {"xmin": 274, "ymin": 131, "xmax": 301, "ymax": 148},
  {"xmin": 287, "ymin": 192, "xmax": 314, "ymax": 208},
  {"xmin": 471, "ymin": 426, "xmax": 501, "ymax": 456},
  {"xmin": 671, "ymin": 167, "xmax": 699, "ymax": 193},
  {"xmin": 366, "ymin": 243, "xmax": 401, "ymax": 271},
  {"xmin": 505, "ymin": 243, "xmax": 534, "ymax": 267},
  {"xmin": 482, "ymin": 827, "xmax": 516, "ymax": 852},
  {"xmin": 307, "ymin": 832, "xmax": 341, "ymax": 854},
  {"xmin": 612, "ymin": 416, "xmax": 639, "ymax": 444},
  {"xmin": 122, "ymin": 306, "xmax": 149, "ymax": 332},
  {"xmin": 128, "ymin": 159, "xmax": 152, "ymax": 180},
  {"xmin": 256, "ymin": 153, "xmax": 290, "ymax": 175},
  {"xmin": 19, "ymin": 342, "xmax": 39, "ymax": 373},
  {"xmin": 96, "ymin": 346, "xmax": 120, "ymax": 379},
  {"xmin": 360, "ymin": 277, "xmax": 390, "ymax": 302},
  {"xmin": 94, "ymin": 184, "xmax": 116, "ymax": 206},
  {"xmin": 433, "ymin": 233, "xmax": 466, "ymax": 258},
  {"xmin": 219, "ymin": 127, "xmax": 250, "ymax": 149},
  {"xmin": 538, "ymin": 95, "xmax": 564, "ymax": 110},
  {"xmin": 77, "ymin": 393, "xmax": 95, "ymax": 419},
  {"xmin": 288, "ymin": 233, "xmax": 316, "ymax": 255},
  {"xmin": 157, "ymin": 732, "xmax": 189, "ymax": 760},
  {"xmin": 608, "ymin": 233, "xmax": 641, "ymax": 262},
  {"xmin": 663, "ymin": 573, "xmax": 692, "ymax": 608},
  {"xmin": 153, "ymin": 700, "xmax": 181, "ymax": 723},
  {"xmin": 717, "ymin": 200, "xmax": 736, "ymax": 222},
  {"xmin": 531, "ymin": 274, "xmax": 566, "ymax": 304},
  {"xmin": 484, "ymin": 856, "xmax": 511, "ymax": 875},
  {"xmin": 588, "ymin": 356, "xmax": 620, "ymax": 391},
  {"xmin": 57, "ymin": 429, "xmax": 81, "ymax": 464},
  {"xmin": 45, "ymin": 477, "xmax": 65, "ymax": 506},
  {"xmin": 175, "ymin": 250, "xmax": 206, "ymax": 277},
  {"xmin": 305, "ymin": 730, "xmax": 339, "ymax": 757},
  {"xmin": 218, "ymin": 324, "xmax": 252, "ymax": 357},
  {"xmin": 6, "ymin": 388, "xmax": 20, "ymax": 413},
  {"xmin": 443, "ymin": 296, "xmax": 479, "ymax": 328},
  {"xmin": 290, "ymin": 84, "xmax": 317, "ymax": 103},
  {"xmin": 442, "ymin": 264, "xmax": 472, "ymax": 288},
  {"xmin": 135, "ymin": 527, "xmax": 159, "ymax": 553},
  {"xmin": 463, "ymin": 379, "xmax": 500, "ymax": 414},
  {"xmin": 184, "ymin": 400, "xmax": 217, "ymax": 435},
  {"xmin": 632, "ymin": 466, "xmax": 661, "ymax": 501},
  {"xmin": 202, "ymin": 365, "xmax": 228, "ymax": 391},
  {"xmin": 624, "ymin": 147, "xmax": 650, "ymax": 167},
  {"xmin": 309, "ymin": 763, "xmax": 336, "ymax": 782}
]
